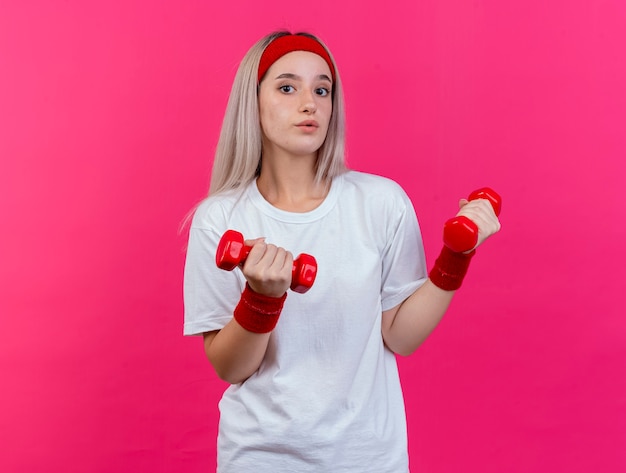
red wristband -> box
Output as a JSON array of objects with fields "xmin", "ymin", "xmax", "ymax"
[
  {"xmin": 233, "ymin": 284, "xmax": 287, "ymax": 333},
  {"xmin": 429, "ymin": 246, "xmax": 475, "ymax": 291}
]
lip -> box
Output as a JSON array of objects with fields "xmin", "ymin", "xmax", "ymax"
[{"xmin": 295, "ymin": 120, "xmax": 319, "ymax": 128}]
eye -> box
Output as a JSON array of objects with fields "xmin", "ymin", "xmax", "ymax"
[
  {"xmin": 315, "ymin": 87, "xmax": 330, "ymax": 97},
  {"xmin": 279, "ymin": 85, "xmax": 295, "ymax": 93}
]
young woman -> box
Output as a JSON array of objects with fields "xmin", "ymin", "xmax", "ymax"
[{"xmin": 183, "ymin": 31, "xmax": 500, "ymax": 472}]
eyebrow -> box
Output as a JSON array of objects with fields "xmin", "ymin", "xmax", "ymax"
[{"xmin": 274, "ymin": 73, "xmax": 333, "ymax": 83}]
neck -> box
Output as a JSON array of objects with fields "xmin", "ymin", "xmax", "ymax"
[{"xmin": 256, "ymin": 151, "xmax": 329, "ymax": 213}]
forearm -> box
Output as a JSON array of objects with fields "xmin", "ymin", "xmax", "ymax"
[
  {"xmin": 382, "ymin": 191, "xmax": 502, "ymax": 355},
  {"xmin": 382, "ymin": 279, "xmax": 455, "ymax": 356},
  {"xmin": 203, "ymin": 322, "xmax": 271, "ymax": 384},
  {"xmin": 204, "ymin": 282, "xmax": 287, "ymax": 384}
]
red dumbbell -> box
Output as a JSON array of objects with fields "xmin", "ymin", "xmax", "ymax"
[
  {"xmin": 443, "ymin": 187, "xmax": 502, "ymax": 253},
  {"xmin": 215, "ymin": 230, "xmax": 318, "ymax": 294}
]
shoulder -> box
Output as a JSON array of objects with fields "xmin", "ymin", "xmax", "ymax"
[
  {"xmin": 343, "ymin": 170, "xmax": 408, "ymax": 196},
  {"xmin": 341, "ymin": 171, "xmax": 413, "ymax": 207},
  {"xmin": 190, "ymin": 186, "xmax": 247, "ymax": 230}
]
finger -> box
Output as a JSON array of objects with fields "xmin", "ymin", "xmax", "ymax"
[
  {"xmin": 282, "ymin": 251, "xmax": 294, "ymax": 272},
  {"xmin": 272, "ymin": 248, "xmax": 294, "ymax": 276},
  {"xmin": 457, "ymin": 199, "xmax": 494, "ymax": 219},
  {"xmin": 244, "ymin": 246, "xmax": 292, "ymax": 297},
  {"xmin": 458, "ymin": 202, "xmax": 501, "ymax": 235},
  {"xmin": 270, "ymin": 249, "xmax": 294, "ymax": 288},
  {"xmin": 244, "ymin": 239, "xmax": 268, "ymax": 266},
  {"xmin": 258, "ymin": 244, "xmax": 279, "ymax": 268}
]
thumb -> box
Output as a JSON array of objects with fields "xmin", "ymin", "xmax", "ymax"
[{"xmin": 244, "ymin": 237, "xmax": 266, "ymax": 247}]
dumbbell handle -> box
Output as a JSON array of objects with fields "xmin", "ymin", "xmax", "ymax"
[
  {"xmin": 443, "ymin": 188, "xmax": 502, "ymax": 253},
  {"xmin": 216, "ymin": 230, "xmax": 317, "ymax": 294}
]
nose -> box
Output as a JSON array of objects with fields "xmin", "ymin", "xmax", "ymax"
[{"xmin": 299, "ymin": 89, "xmax": 317, "ymax": 114}]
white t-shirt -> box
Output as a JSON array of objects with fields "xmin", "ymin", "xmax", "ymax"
[{"xmin": 184, "ymin": 171, "xmax": 427, "ymax": 472}]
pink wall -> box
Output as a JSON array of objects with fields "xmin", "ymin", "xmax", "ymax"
[{"xmin": 1, "ymin": 1, "xmax": 624, "ymax": 472}]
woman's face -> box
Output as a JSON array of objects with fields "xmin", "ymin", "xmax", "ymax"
[{"xmin": 258, "ymin": 51, "xmax": 333, "ymax": 160}]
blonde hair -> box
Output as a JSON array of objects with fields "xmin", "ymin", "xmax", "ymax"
[{"xmin": 208, "ymin": 31, "xmax": 348, "ymax": 196}]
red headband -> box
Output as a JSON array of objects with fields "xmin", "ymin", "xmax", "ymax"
[{"xmin": 258, "ymin": 34, "xmax": 336, "ymax": 83}]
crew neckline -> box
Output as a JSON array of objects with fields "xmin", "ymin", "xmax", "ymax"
[{"xmin": 247, "ymin": 173, "xmax": 345, "ymax": 223}]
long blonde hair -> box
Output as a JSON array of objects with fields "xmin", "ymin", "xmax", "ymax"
[{"xmin": 208, "ymin": 31, "xmax": 348, "ymax": 196}]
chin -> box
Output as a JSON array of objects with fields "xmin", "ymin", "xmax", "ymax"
[{"xmin": 287, "ymin": 142, "xmax": 325, "ymax": 157}]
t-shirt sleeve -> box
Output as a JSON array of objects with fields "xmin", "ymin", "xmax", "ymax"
[
  {"xmin": 182, "ymin": 201, "xmax": 245, "ymax": 336},
  {"xmin": 379, "ymin": 185, "xmax": 428, "ymax": 312}
]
